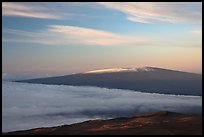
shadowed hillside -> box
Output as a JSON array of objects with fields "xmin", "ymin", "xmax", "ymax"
[{"xmin": 17, "ymin": 67, "xmax": 202, "ymax": 96}]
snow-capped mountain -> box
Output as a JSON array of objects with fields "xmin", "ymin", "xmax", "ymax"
[
  {"xmin": 84, "ymin": 67, "xmax": 155, "ymax": 74},
  {"xmin": 16, "ymin": 67, "xmax": 202, "ymax": 96}
]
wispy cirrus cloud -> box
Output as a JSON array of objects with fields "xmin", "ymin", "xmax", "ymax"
[
  {"xmin": 2, "ymin": 2, "xmax": 63, "ymax": 19},
  {"xmin": 3, "ymin": 2, "xmax": 201, "ymax": 24},
  {"xmin": 3, "ymin": 25, "xmax": 147, "ymax": 46},
  {"xmin": 98, "ymin": 2, "xmax": 202, "ymax": 24}
]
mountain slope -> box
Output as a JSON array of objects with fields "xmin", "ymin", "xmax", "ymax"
[
  {"xmin": 3, "ymin": 111, "xmax": 202, "ymax": 135},
  {"xmin": 16, "ymin": 67, "xmax": 202, "ymax": 96}
]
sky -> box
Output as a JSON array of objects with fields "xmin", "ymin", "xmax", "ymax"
[{"xmin": 2, "ymin": 2, "xmax": 202, "ymax": 76}]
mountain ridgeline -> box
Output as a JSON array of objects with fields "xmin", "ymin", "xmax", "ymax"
[{"xmin": 16, "ymin": 67, "xmax": 202, "ymax": 96}]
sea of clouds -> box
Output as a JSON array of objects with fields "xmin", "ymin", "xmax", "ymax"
[{"xmin": 2, "ymin": 81, "xmax": 202, "ymax": 132}]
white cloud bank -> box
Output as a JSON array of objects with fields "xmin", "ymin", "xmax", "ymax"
[
  {"xmin": 98, "ymin": 2, "xmax": 202, "ymax": 24},
  {"xmin": 2, "ymin": 81, "xmax": 202, "ymax": 132},
  {"xmin": 3, "ymin": 25, "xmax": 147, "ymax": 46}
]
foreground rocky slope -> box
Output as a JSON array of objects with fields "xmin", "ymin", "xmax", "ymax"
[{"xmin": 4, "ymin": 111, "xmax": 202, "ymax": 135}]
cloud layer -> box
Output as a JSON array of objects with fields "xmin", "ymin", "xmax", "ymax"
[
  {"xmin": 98, "ymin": 2, "xmax": 202, "ymax": 24},
  {"xmin": 2, "ymin": 2, "xmax": 201, "ymax": 47},
  {"xmin": 2, "ymin": 2, "xmax": 63, "ymax": 19},
  {"xmin": 3, "ymin": 25, "xmax": 146, "ymax": 46},
  {"xmin": 3, "ymin": 81, "xmax": 202, "ymax": 132},
  {"xmin": 3, "ymin": 2, "xmax": 201, "ymax": 24}
]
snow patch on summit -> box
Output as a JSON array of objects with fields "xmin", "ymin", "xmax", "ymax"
[{"xmin": 84, "ymin": 67, "xmax": 155, "ymax": 74}]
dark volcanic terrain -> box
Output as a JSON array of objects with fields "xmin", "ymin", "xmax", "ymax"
[
  {"xmin": 16, "ymin": 67, "xmax": 202, "ymax": 96},
  {"xmin": 4, "ymin": 111, "xmax": 202, "ymax": 135}
]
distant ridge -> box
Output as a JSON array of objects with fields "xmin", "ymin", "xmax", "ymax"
[
  {"xmin": 84, "ymin": 67, "xmax": 200, "ymax": 74},
  {"xmin": 16, "ymin": 67, "xmax": 202, "ymax": 96}
]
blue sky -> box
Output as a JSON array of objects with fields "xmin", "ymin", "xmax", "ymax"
[{"xmin": 2, "ymin": 2, "xmax": 202, "ymax": 75}]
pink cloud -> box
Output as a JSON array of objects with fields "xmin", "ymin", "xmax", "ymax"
[{"xmin": 2, "ymin": 2, "xmax": 63, "ymax": 19}]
